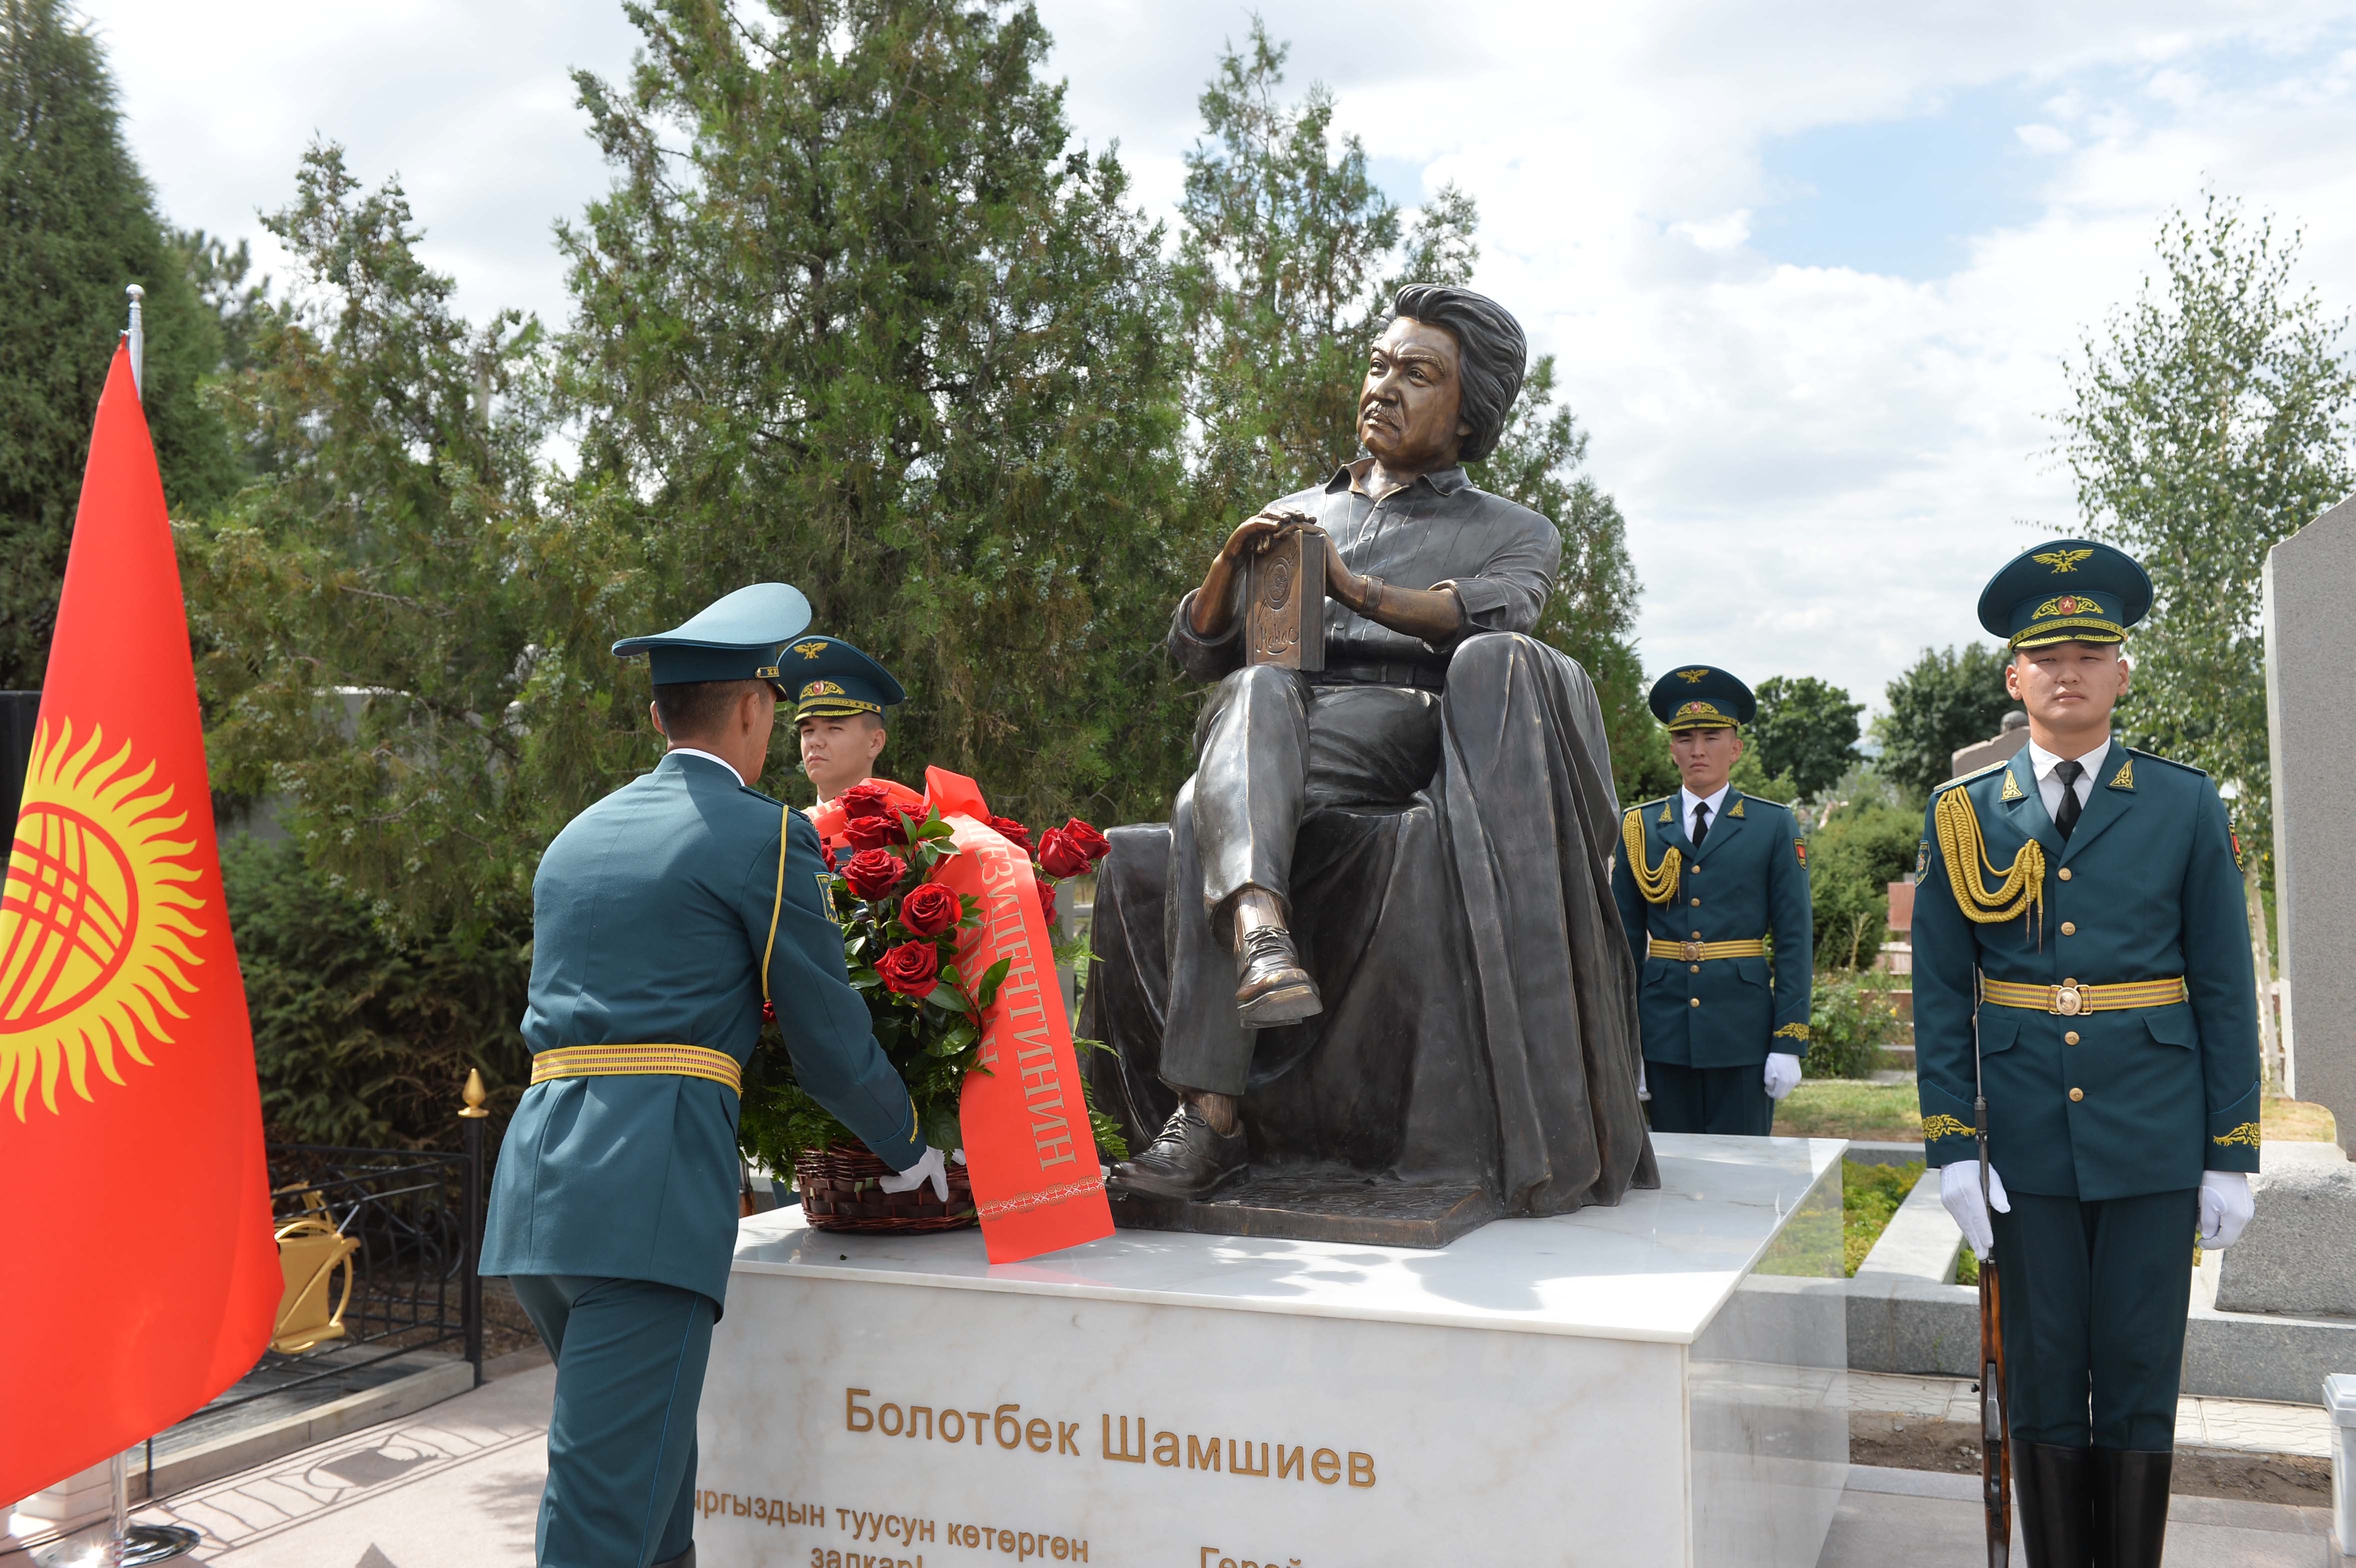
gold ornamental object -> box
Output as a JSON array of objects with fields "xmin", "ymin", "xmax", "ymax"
[{"xmin": 271, "ymin": 1189, "xmax": 359, "ymax": 1355}]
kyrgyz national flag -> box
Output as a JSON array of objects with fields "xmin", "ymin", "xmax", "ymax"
[
  {"xmin": 0, "ymin": 345, "xmax": 278, "ymax": 1498},
  {"xmin": 922, "ymin": 768, "xmax": 1113, "ymax": 1264}
]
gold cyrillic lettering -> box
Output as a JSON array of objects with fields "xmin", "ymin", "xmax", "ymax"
[
  {"xmin": 1276, "ymin": 1445, "xmax": 1304, "ymax": 1480},
  {"xmin": 1025, "ymin": 1418, "xmax": 1052, "ymax": 1453},
  {"xmin": 1349, "ymin": 1450, "xmax": 1376, "ymax": 1487},
  {"xmin": 967, "ymin": 1410, "xmax": 991, "ymax": 1445},
  {"xmin": 1018, "ymin": 1532, "xmax": 1038, "ymax": 1561},
  {"xmin": 907, "ymin": 1405, "xmax": 933, "ymax": 1440},
  {"xmin": 1227, "ymin": 1439, "xmax": 1270, "ymax": 1476},
  {"xmin": 940, "ymin": 1409, "xmax": 965, "ymax": 1443},
  {"xmin": 1154, "ymin": 1430, "xmax": 1179, "ymax": 1467},
  {"xmin": 846, "ymin": 1389, "xmax": 874, "ymax": 1432},
  {"xmin": 1103, "ymin": 1414, "xmax": 1146, "ymax": 1463},
  {"xmin": 1058, "ymin": 1420, "xmax": 1080, "ymax": 1456},
  {"xmin": 879, "ymin": 1403, "xmax": 904, "ymax": 1436},
  {"xmin": 1311, "ymin": 1448, "xmax": 1341, "ymax": 1484},
  {"xmin": 1187, "ymin": 1433, "xmax": 1222, "ymax": 1471},
  {"xmin": 733, "ymin": 1493, "xmax": 749, "ymax": 1516},
  {"xmin": 995, "ymin": 1404, "xmax": 1024, "ymax": 1448},
  {"xmin": 918, "ymin": 1520, "xmax": 935, "ymax": 1542},
  {"xmin": 1071, "ymin": 1541, "xmax": 1087, "ymax": 1563}
]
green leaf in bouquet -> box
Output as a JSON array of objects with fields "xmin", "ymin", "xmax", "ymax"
[
  {"xmin": 922, "ymin": 984, "xmax": 968, "ymax": 1013},
  {"xmin": 848, "ymin": 968, "xmax": 881, "ymax": 991},
  {"xmin": 974, "ymin": 955, "xmax": 1013, "ymax": 1008},
  {"xmin": 920, "ymin": 1106, "xmax": 963, "ymax": 1158},
  {"xmin": 913, "ymin": 817, "xmax": 956, "ymax": 842},
  {"xmin": 932, "ymin": 1019, "xmax": 978, "ymax": 1053}
]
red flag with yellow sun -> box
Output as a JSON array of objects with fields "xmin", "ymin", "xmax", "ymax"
[{"xmin": 0, "ymin": 345, "xmax": 277, "ymax": 1500}]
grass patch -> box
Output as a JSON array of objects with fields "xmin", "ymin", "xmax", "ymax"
[
  {"xmin": 1779, "ymin": 1079, "xmax": 1922, "ymax": 1142},
  {"xmin": 2266, "ymin": 1096, "xmax": 2338, "ymax": 1143},
  {"xmin": 1842, "ymin": 1158, "xmax": 1924, "ymax": 1277}
]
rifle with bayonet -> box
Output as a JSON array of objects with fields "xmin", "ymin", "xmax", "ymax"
[{"xmin": 1976, "ymin": 979, "xmax": 2012, "ymax": 1567}]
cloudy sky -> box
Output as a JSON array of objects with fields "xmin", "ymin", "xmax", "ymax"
[{"xmin": 83, "ymin": 0, "xmax": 2356, "ymax": 713}]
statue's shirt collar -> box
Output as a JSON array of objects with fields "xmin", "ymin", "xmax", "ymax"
[{"xmin": 1331, "ymin": 458, "xmax": 1471, "ymax": 503}]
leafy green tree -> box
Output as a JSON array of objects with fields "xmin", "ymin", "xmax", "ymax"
[
  {"xmin": 189, "ymin": 143, "xmax": 643, "ymax": 942},
  {"xmin": 1751, "ymin": 674, "xmax": 1862, "ymax": 800},
  {"xmin": 1873, "ymin": 643, "xmax": 2017, "ymax": 801},
  {"xmin": 1806, "ymin": 800, "xmax": 1919, "ymax": 969},
  {"xmin": 0, "ymin": 0, "xmax": 236, "ymax": 687},
  {"xmin": 558, "ymin": 0, "xmax": 1193, "ymax": 827},
  {"xmin": 1176, "ymin": 22, "xmax": 1659, "ymax": 802},
  {"xmin": 2056, "ymin": 192, "xmax": 2355, "ymax": 879}
]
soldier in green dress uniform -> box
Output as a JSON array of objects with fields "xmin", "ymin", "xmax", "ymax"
[
  {"xmin": 482, "ymin": 583, "xmax": 951, "ymax": 1568},
  {"xmin": 1611, "ymin": 666, "xmax": 1813, "ymax": 1135},
  {"xmin": 1915, "ymin": 540, "xmax": 2259, "ymax": 1568}
]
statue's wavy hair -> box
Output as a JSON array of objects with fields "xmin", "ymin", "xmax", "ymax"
[{"xmin": 1389, "ymin": 284, "xmax": 1527, "ymax": 463}]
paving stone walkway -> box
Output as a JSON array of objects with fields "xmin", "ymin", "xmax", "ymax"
[{"xmin": 1843, "ymin": 1370, "xmax": 2340, "ymax": 1459}]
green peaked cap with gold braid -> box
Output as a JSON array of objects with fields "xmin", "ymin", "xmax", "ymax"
[
  {"xmin": 1648, "ymin": 664, "xmax": 1753, "ymax": 732},
  {"xmin": 777, "ymin": 634, "xmax": 907, "ymax": 722},
  {"xmin": 1976, "ymin": 538, "xmax": 2152, "ymax": 650}
]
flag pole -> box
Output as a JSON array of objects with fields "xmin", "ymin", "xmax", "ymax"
[{"xmin": 123, "ymin": 284, "xmax": 145, "ymax": 397}]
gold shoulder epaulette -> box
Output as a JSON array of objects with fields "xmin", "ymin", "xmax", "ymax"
[
  {"xmin": 1933, "ymin": 781, "xmax": 2046, "ymax": 932},
  {"xmin": 1935, "ymin": 757, "xmax": 2010, "ymax": 794}
]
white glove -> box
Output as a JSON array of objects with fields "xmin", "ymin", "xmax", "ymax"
[
  {"xmin": 1940, "ymin": 1159, "xmax": 2012, "ymax": 1261},
  {"xmin": 878, "ymin": 1144, "xmax": 949, "ymax": 1203},
  {"xmin": 1763, "ymin": 1052, "xmax": 1802, "ymax": 1101},
  {"xmin": 2198, "ymin": 1170, "xmax": 2254, "ymax": 1250}
]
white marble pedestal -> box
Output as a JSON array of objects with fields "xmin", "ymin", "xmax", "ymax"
[{"xmin": 698, "ymin": 1134, "xmax": 1848, "ymax": 1568}]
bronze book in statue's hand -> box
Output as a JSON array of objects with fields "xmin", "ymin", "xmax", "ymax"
[{"xmin": 1242, "ymin": 517, "xmax": 1326, "ymax": 671}]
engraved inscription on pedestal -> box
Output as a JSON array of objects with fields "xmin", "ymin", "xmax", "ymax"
[{"xmin": 1243, "ymin": 524, "xmax": 1325, "ymax": 671}]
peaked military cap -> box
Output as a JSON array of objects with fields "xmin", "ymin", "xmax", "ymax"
[
  {"xmin": 611, "ymin": 582, "xmax": 813, "ymax": 694},
  {"xmin": 1649, "ymin": 665, "xmax": 1754, "ymax": 731},
  {"xmin": 779, "ymin": 634, "xmax": 906, "ymax": 721},
  {"xmin": 1977, "ymin": 539, "xmax": 2152, "ymax": 650}
]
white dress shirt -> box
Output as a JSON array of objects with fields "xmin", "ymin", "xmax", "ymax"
[
  {"xmin": 2022, "ymin": 736, "xmax": 2107, "ymax": 822},
  {"xmin": 665, "ymin": 746, "xmax": 745, "ymax": 788},
  {"xmin": 1679, "ymin": 781, "xmax": 1733, "ymax": 846}
]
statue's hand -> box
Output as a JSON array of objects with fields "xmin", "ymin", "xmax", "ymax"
[{"xmin": 1219, "ymin": 508, "xmax": 1312, "ymax": 565}]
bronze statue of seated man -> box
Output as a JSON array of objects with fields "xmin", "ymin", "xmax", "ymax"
[{"xmin": 1114, "ymin": 284, "xmax": 1575, "ymax": 1201}]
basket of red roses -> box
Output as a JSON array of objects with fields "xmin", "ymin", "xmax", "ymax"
[{"xmin": 736, "ymin": 785, "xmax": 1115, "ymax": 1234}]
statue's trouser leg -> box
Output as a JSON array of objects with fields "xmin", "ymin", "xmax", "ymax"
[
  {"xmin": 1991, "ymin": 1189, "xmax": 2196, "ymax": 1568},
  {"xmin": 511, "ymin": 1273, "xmax": 716, "ymax": 1568},
  {"xmin": 1165, "ymin": 681, "xmax": 1443, "ymax": 1097},
  {"xmin": 1193, "ymin": 665, "xmax": 1314, "ymax": 919}
]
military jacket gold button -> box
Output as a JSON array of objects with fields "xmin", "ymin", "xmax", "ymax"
[
  {"xmin": 1689, "ymin": 964, "xmax": 1701, "ymax": 974},
  {"xmin": 2060, "ymin": 920, "xmax": 2078, "ymax": 936},
  {"xmin": 1690, "ymin": 896, "xmax": 1702, "ymax": 907},
  {"xmin": 1689, "ymin": 997, "xmax": 1701, "ymax": 1008},
  {"xmin": 2058, "ymin": 867, "xmax": 2073, "ymax": 881},
  {"xmin": 2069, "ymin": 1087, "xmax": 2084, "ymax": 1102},
  {"xmin": 2065, "ymin": 1031, "xmax": 2080, "ymax": 1045}
]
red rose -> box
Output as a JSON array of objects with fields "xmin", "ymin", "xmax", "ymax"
[
  {"xmin": 1033, "ymin": 873, "xmax": 1058, "ymax": 922},
  {"xmin": 841, "ymin": 848, "xmax": 908, "ymax": 901},
  {"xmin": 899, "ymin": 882, "xmax": 960, "ymax": 938},
  {"xmin": 876, "ymin": 939, "xmax": 940, "ymax": 998},
  {"xmin": 821, "ymin": 841, "xmax": 837, "ymax": 872},
  {"xmin": 1059, "ymin": 818, "xmax": 1110, "ymax": 864},
  {"xmin": 988, "ymin": 815, "xmax": 1034, "ymax": 855},
  {"xmin": 1036, "ymin": 826, "xmax": 1091, "ymax": 880},
  {"xmin": 844, "ymin": 812, "xmax": 908, "ymax": 852},
  {"xmin": 838, "ymin": 780, "xmax": 893, "ymax": 822}
]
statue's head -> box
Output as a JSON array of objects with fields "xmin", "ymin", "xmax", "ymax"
[{"xmin": 1361, "ymin": 285, "xmax": 1527, "ymax": 470}]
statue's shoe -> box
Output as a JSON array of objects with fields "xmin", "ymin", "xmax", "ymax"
[
  {"xmin": 1111, "ymin": 1106, "xmax": 1249, "ymax": 1201},
  {"xmin": 1234, "ymin": 925, "xmax": 1322, "ymax": 1028}
]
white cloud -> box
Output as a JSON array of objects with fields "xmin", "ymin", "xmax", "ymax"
[{"xmin": 82, "ymin": 0, "xmax": 2356, "ymax": 719}]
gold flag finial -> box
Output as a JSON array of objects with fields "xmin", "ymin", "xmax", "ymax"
[{"xmin": 458, "ymin": 1067, "xmax": 490, "ymax": 1120}]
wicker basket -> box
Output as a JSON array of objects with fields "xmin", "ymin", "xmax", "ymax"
[{"xmin": 794, "ymin": 1140, "xmax": 976, "ymax": 1234}]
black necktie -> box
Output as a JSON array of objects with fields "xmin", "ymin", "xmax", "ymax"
[
  {"xmin": 2053, "ymin": 759, "xmax": 2084, "ymax": 841},
  {"xmin": 1692, "ymin": 801, "xmax": 1711, "ymax": 848}
]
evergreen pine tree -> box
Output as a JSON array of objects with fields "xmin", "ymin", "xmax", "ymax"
[
  {"xmin": 558, "ymin": 0, "xmax": 1196, "ymax": 825},
  {"xmin": 0, "ymin": 0, "xmax": 234, "ymax": 686}
]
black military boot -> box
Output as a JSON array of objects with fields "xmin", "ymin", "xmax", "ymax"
[
  {"xmin": 1111, "ymin": 1104, "xmax": 1248, "ymax": 1200},
  {"xmin": 2015, "ymin": 1443, "xmax": 2092, "ymax": 1568},
  {"xmin": 1234, "ymin": 925, "xmax": 1321, "ymax": 1027},
  {"xmin": 2090, "ymin": 1448, "xmax": 2171, "ymax": 1568}
]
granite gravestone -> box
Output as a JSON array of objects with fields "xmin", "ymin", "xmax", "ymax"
[
  {"xmin": 1949, "ymin": 708, "xmax": 2029, "ymax": 778},
  {"xmin": 2263, "ymin": 493, "xmax": 2356, "ymax": 1160}
]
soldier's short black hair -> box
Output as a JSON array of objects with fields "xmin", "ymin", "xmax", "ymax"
[
  {"xmin": 1389, "ymin": 284, "xmax": 1527, "ymax": 463},
  {"xmin": 653, "ymin": 678, "xmax": 767, "ymax": 740}
]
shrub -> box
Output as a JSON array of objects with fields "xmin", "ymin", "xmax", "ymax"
[
  {"xmin": 1807, "ymin": 799, "xmax": 1919, "ymax": 967},
  {"xmin": 1807, "ymin": 971, "xmax": 1905, "ymax": 1079},
  {"xmin": 222, "ymin": 836, "xmax": 530, "ymax": 1149},
  {"xmin": 1843, "ymin": 1158, "xmax": 1926, "ymax": 1276}
]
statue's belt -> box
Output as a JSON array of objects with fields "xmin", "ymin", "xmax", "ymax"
[
  {"xmin": 1648, "ymin": 937, "xmax": 1767, "ymax": 962},
  {"xmin": 1978, "ymin": 976, "xmax": 2188, "ymax": 1017},
  {"xmin": 530, "ymin": 1044, "xmax": 743, "ymax": 1095}
]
